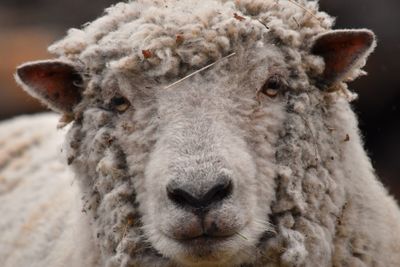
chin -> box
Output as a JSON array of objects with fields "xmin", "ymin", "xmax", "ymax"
[{"xmin": 151, "ymin": 232, "xmax": 256, "ymax": 267}]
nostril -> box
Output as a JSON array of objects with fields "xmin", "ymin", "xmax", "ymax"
[
  {"xmin": 166, "ymin": 185, "xmax": 200, "ymax": 208},
  {"xmin": 202, "ymin": 179, "xmax": 233, "ymax": 205},
  {"xmin": 166, "ymin": 177, "xmax": 233, "ymax": 209}
]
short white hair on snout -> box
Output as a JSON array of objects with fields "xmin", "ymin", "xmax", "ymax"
[{"xmin": 2, "ymin": 0, "xmax": 400, "ymax": 267}]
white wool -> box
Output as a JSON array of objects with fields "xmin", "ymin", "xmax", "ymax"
[
  {"xmin": 2, "ymin": 1, "xmax": 400, "ymax": 267},
  {"xmin": 0, "ymin": 114, "xmax": 100, "ymax": 267},
  {"xmin": 49, "ymin": 0, "xmax": 334, "ymax": 81}
]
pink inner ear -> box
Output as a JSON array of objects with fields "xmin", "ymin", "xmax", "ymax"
[
  {"xmin": 17, "ymin": 61, "xmax": 83, "ymax": 113},
  {"xmin": 311, "ymin": 31, "xmax": 375, "ymax": 89}
]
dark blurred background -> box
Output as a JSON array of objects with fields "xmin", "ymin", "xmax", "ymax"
[{"xmin": 0, "ymin": 0, "xmax": 399, "ymax": 200}]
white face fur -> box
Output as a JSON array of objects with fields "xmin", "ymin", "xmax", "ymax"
[
  {"xmin": 141, "ymin": 47, "xmax": 285, "ymax": 266},
  {"xmin": 65, "ymin": 44, "xmax": 287, "ymax": 266}
]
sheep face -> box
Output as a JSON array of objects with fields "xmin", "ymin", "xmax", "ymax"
[
  {"xmin": 16, "ymin": 43, "xmax": 289, "ymax": 266},
  {"xmin": 139, "ymin": 47, "xmax": 286, "ymax": 265},
  {"xmin": 73, "ymin": 45, "xmax": 286, "ymax": 266},
  {"xmin": 15, "ymin": 1, "xmax": 377, "ymax": 265}
]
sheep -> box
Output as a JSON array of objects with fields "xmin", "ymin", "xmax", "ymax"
[{"xmin": 1, "ymin": 0, "xmax": 399, "ymax": 266}]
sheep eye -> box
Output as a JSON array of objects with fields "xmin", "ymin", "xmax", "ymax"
[
  {"xmin": 260, "ymin": 75, "xmax": 283, "ymax": 98},
  {"xmin": 110, "ymin": 96, "xmax": 130, "ymax": 113}
]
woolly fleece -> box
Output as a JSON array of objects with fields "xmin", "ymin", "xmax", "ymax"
[{"xmin": 2, "ymin": 0, "xmax": 400, "ymax": 267}]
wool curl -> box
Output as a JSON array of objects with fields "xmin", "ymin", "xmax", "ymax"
[{"xmin": 49, "ymin": 0, "xmax": 336, "ymax": 82}]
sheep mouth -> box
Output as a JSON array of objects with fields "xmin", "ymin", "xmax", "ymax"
[
  {"xmin": 163, "ymin": 228, "xmax": 236, "ymax": 245},
  {"xmin": 154, "ymin": 223, "xmax": 256, "ymax": 265},
  {"xmin": 161, "ymin": 222, "xmax": 247, "ymax": 246},
  {"xmin": 164, "ymin": 230, "xmax": 242, "ymax": 257},
  {"xmin": 164, "ymin": 234, "xmax": 237, "ymax": 263},
  {"xmin": 176, "ymin": 233, "xmax": 234, "ymax": 243}
]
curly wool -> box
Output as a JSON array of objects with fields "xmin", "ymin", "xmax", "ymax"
[
  {"xmin": 49, "ymin": 0, "xmax": 334, "ymax": 80},
  {"xmin": 3, "ymin": 1, "xmax": 400, "ymax": 267}
]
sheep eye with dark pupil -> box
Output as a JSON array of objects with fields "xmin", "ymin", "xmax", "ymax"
[
  {"xmin": 260, "ymin": 75, "xmax": 283, "ymax": 98},
  {"xmin": 267, "ymin": 77, "xmax": 280, "ymax": 89},
  {"xmin": 111, "ymin": 97, "xmax": 127, "ymax": 106},
  {"xmin": 110, "ymin": 96, "xmax": 130, "ymax": 112}
]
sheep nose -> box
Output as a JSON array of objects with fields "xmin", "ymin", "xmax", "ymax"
[{"xmin": 166, "ymin": 177, "xmax": 233, "ymax": 210}]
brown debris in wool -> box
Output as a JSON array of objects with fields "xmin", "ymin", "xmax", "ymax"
[
  {"xmin": 175, "ymin": 34, "xmax": 184, "ymax": 45},
  {"xmin": 343, "ymin": 134, "xmax": 350, "ymax": 142},
  {"xmin": 67, "ymin": 156, "xmax": 75, "ymax": 165},
  {"xmin": 122, "ymin": 214, "xmax": 136, "ymax": 238},
  {"xmin": 233, "ymin": 13, "xmax": 245, "ymax": 21},
  {"xmin": 142, "ymin": 49, "xmax": 153, "ymax": 59}
]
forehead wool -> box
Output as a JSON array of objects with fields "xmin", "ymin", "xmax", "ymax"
[{"xmin": 49, "ymin": 0, "xmax": 334, "ymax": 78}]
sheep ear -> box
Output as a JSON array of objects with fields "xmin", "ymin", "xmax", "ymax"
[
  {"xmin": 311, "ymin": 29, "xmax": 376, "ymax": 91},
  {"xmin": 15, "ymin": 60, "xmax": 83, "ymax": 113}
]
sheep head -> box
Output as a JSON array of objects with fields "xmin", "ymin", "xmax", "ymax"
[{"xmin": 15, "ymin": 0, "xmax": 376, "ymax": 266}]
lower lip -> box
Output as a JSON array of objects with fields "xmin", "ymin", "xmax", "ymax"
[{"xmin": 175, "ymin": 235, "xmax": 234, "ymax": 251}]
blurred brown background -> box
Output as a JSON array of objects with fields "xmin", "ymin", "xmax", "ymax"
[{"xmin": 0, "ymin": 0, "xmax": 399, "ymax": 200}]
